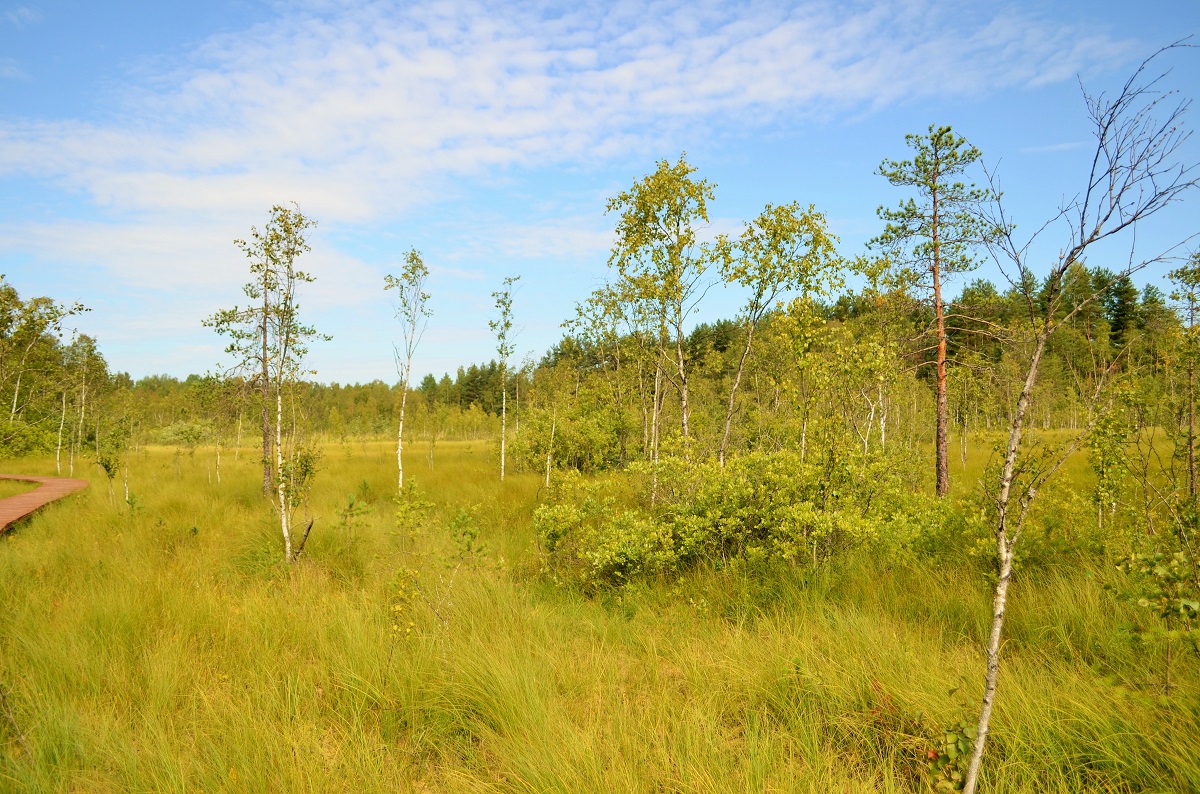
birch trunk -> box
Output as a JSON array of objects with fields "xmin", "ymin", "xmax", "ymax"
[
  {"xmin": 650, "ymin": 363, "xmax": 662, "ymax": 506},
  {"xmin": 397, "ymin": 386, "xmax": 408, "ymax": 491},
  {"xmin": 276, "ymin": 382, "xmax": 291, "ymax": 563},
  {"xmin": 261, "ymin": 282, "xmax": 272, "ymax": 497},
  {"xmin": 56, "ymin": 391, "xmax": 66, "ymax": 475},
  {"xmin": 500, "ymin": 381, "xmax": 507, "ymax": 481},
  {"xmin": 8, "ymin": 371, "xmax": 20, "ymax": 423},
  {"xmin": 545, "ymin": 411, "xmax": 556, "ymax": 488},
  {"xmin": 720, "ymin": 321, "xmax": 757, "ymax": 467},
  {"xmin": 963, "ymin": 332, "xmax": 1048, "ymax": 794}
]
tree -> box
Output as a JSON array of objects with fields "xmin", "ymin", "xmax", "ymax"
[
  {"xmin": 384, "ymin": 249, "xmax": 432, "ymax": 492},
  {"xmin": 872, "ymin": 125, "xmax": 999, "ymax": 497},
  {"xmin": 0, "ymin": 284, "xmax": 85, "ymax": 425},
  {"xmin": 962, "ymin": 47, "xmax": 1198, "ymax": 794},
  {"xmin": 1170, "ymin": 252, "xmax": 1200, "ymax": 501},
  {"xmin": 489, "ymin": 275, "xmax": 519, "ymax": 481},
  {"xmin": 607, "ymin": 154, "xmax": 716, "ymax": 443},
  {"xmin": 61, "ymin": 334, "xmax": 106, "ymax": 477},
  {"xmin": 205, "ymin": 203, "xmax": 326, "ymax": 564},
  {"xmin": 718, "ymin": 202, "xmax": 839, "ymax": 465}
]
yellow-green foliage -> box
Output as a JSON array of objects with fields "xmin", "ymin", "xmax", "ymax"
[{"xmin": 0, "ymin": 439, "xmax": 1196, "ymax": 792}]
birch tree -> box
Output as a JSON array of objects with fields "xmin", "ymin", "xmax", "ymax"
[
  {"xmin": 607, "ymin": 154, "xmax": 715, "ymax": 443},
  {"xmin": 718, "ymin": 202, "xmax": 839, "ymax": 466},
  {"xmin": 385, "ymin": 248, "xmax": 431, "ymax": 492},
  {"xmin": 962, "ymin": 47, "xmax": 1198, "ymax": 794},
  {"xmin": 490, "ymin": 275, "xmax": 519, "ymax": 481},
  {"xmin": 206, "ymin": 203, "xmax": 326, "ymax": 563}
]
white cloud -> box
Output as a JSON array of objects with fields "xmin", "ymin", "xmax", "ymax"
[
  {"xmin": 0, "ymin": 0, "xmax": 1144, "ymax": 378},
  {"xmin": 1020, "ymin": 141, "xmax": 1089, "ymax": 154},
  {"xmin": 0, "ymin": 0, "xmax": 1134, "ymax": 223},
  {"xmin": 3, "ymin": 5, "xmax": 39, "ymax": 28}
]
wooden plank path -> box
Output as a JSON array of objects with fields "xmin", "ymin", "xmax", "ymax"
[{"xmin": 0, "ymin": 474, "xmax": 88, "ymax": 532}]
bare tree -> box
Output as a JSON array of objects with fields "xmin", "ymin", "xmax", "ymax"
[{"xmin": 963, "ymin": 45, "xmax": 1198, "ymax": 794}]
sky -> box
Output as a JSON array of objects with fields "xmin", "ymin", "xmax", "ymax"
[{"xmin": 1, "ymin": 0, "xmax": 1198, "ymax": 385}]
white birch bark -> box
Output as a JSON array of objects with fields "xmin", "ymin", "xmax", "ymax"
[
  {"xmin": 276, "ymin": 383, "xmax": 291, "ymax": 562},
  {"xmin": 56, "ymin": 391, "xmax": 66, "ymax": 475}
]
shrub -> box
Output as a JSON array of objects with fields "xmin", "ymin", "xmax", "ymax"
[
  {"xmin": 0, "ymin": 420, "xmax": 56, "ymax": 457},
  {"xmin": 536, "ymin": 447, "xmax": 942, "ymax": 588}
]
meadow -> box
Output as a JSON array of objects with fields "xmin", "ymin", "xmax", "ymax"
[{"xmin": 0, "ymin": 438, "xmax": 1196, "ymax": 793}]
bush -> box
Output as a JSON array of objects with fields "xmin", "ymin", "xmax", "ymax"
[
  {"xmin": 0, "ymin": 420, "xmax": 56, "ymax": 457},
  {"xmin": 536, "ymin": 448, "xmax": 941, "ymax": 589}
]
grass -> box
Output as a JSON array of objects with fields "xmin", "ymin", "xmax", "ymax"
[
  {"xmin": 0, "ymin": 479, "xmax": 38, "ymax": 500},
  {"xmin": 0, "ymin": 438, "xmax": 1194, "ymax": 792}
]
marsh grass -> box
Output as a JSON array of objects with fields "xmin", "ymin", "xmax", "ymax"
[
  {"xmin": 0, "ymin": 479, "xmax": 38, "ymax": 500},
  {"xmin": 0, "ymin": 438, "xmax": 1195, "ymax": 792}
]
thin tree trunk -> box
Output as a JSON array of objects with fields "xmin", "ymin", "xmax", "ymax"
[
  {"xmin": 397, "ymin": 387, "xmax": 408, "ymax": 491},
  {"xmin": 500, "ymin": 377, "xmax": 507, "ymax": 481},
  {"xmin": 932, "ymin": 184, "xmax": 950, "ymax": 497},
  {"xmin": 879, "ymin": 379, "xmax": 889, "ymax": 453},
  {"xmin": 56, "ymin": 391, "xmax": 66, "ymax": 475},
  {"xmin": 651, "ymin": 363, "xmax": 662, "ymax": 505},
  {"xmin": 71, "ymin": 379, "xmax": 86, "ymax": 477},
  {"xmin": 8, "ymin": 371, "xmax": 21, "ymax": 423},
  {"xmin": 963, "ymin": 332, "xmax": 1048, "ymax": 794},
  {"xmin": 276, "ymin": 381, "xmax": 291, "ymax": 562},
  {"xmin": 675, "ymin": 336, "xmax": 690, "ymax": 441},
  {"xmin": 261, "ymin": 280, "xmax": 271, "ymax": 497},
  {"xmin": 800, "ymin": 410, "xmax": 808, "ymax": 465},
  {"xmin": 720, "ymin": 321, "xmax": 757, "ymax": 467},
  {"xmin": 545, "ymin": 411, "xmax": 556, "ymax": 488},
  {"xmin": 1189, "ymin": 298, "xmax": 1196, "ymax": 500}
]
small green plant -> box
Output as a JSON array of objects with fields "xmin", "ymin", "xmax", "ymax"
[
  {"xmin": 449, "ymin": 506, "xmax": 484, "ymax": 561},
  {"xmin": 1117, "ymin": 549, "xmax": 1200, "ymax": 690},
  {"xmin": 338, "ymin": 493, "xmax": 373, "ymax": 545},
  {"xmin": 393, "ymin": 481, "xmax": 433, "ymax": 544},
  {"xmin": 928, "ymin": 717, "xmax": 976, "ymax": 791}
]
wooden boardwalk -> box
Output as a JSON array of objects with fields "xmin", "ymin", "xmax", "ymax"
[{"xmin": 0, "ymin": 473, "xmax": 88, "ymax": 532}]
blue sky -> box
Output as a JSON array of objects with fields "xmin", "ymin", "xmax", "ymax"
[{"xmin": 1, "ymin": 0, "xmax": 1198, "ymax": 385}]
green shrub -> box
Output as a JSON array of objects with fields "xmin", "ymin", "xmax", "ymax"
[
  {"xmin": 0, "ymin": 420, "xmax": 56, "ymax": 457},
  {"xmin": 537, "ymin": 448, "xmax": 945, "ymax": 588}
]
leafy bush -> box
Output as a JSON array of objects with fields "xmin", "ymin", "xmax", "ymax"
[
  {"xmin": 536, "ymin": 448, "xmax": 940, "ymax": 588},
  {"xmin": 0, "ymin": 421, "xmax": 56, "ymax": 457}
]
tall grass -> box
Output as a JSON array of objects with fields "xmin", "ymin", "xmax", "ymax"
[{"xmin": 0, "ymin": 439, "xmax": 1194, "ymax": 792}]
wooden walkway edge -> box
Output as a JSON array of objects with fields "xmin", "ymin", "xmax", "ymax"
[{"xmin": 0, "ymin": 474, "xmax": 89, "ymax": 532}]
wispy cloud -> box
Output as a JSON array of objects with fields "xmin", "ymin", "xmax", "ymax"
[
  {"xmin": 0, "ymin": 0, "xmax": 1135, "ymax": 224},
  {"xmin": 0, "ymin": 0, "xmax": 1143, "ymax": 377},
  {"xmin": 3, "ymin": 5, "xmax": 40, "ymax": 29},
  {"xmin": 1020, "ymin": 141, "xmax": 1089, "ymax": 154},
  {"xmin": 0, "ymin": 57, "xmax": 24, "ymax": 80}
]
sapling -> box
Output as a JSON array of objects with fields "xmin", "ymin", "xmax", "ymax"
[{"xmin": 962, "ymin": 46, "xmax": 1198, "ymax": 793}]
